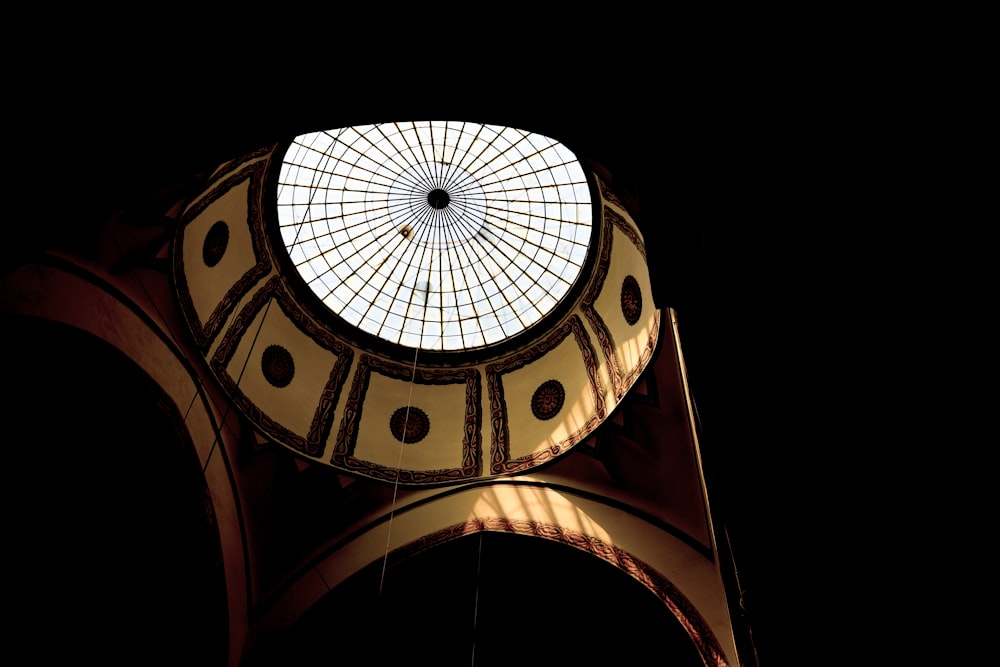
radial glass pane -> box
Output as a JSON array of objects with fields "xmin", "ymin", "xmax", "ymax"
[{"xmin": 276, "ymin": 121, "xmax": 593, "ymax": 351}]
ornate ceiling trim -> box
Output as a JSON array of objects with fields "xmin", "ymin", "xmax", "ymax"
[
  {"xmin": 487, "ymin": 314, "xmax": 605, "ymax": 475},
  {"xmin": 580, "ymin": 207, "xmax": 622, "ymax": 395},
  {"xmin": 597, "ymin": 176, "xmax": 627, "ymax": 215},
  {"xmin": 211, "ymin": 276, "xmax": 354, "ymax": 458},
  {"xmin": 173, "ymin": 160, "xmax": 272, "ymax": 352},
  {"xmin": 606, "ymin": 206, "xmax": 648, "ymax": 263},
  {"xmin": 331, "ymin": 357, "xmax": 483, "ymax": 484},
  {"xmin": 580, "ymin": 203, "xmax": 658, "ymax": 401}
]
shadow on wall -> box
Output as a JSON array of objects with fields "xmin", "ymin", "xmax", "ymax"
[{"xmin": 5, "ymin": 316, "xmax": 227, "ymax": 667}]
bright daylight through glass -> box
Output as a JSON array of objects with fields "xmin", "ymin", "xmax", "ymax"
[{"xmin": 277, "ymin": 121, "xmax": 593, "ymax": 351}]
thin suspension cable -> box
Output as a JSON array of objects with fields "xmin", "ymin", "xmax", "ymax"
[
  {"xmin": 192, "ymin": 129, "xmax": 338, "ymax": 471},
  {"xmin": 470, "ymin": 530, "xmax": 484, "ymax": 667},
  {"xmin": 198, "ymin": 154, "xmax": 321, "ymax": 470},
  {"xmin": 97, "ymin": 209, "xmax": 243, "ymax": 476},
  {"xmin": 378, "ymin": 344, "xmax": 419, "ymax": 597},
  {"xmin": 201, "ymin": 297, "xmax": 275, "ymax": 473},
  {"xmin": 377, "ymin": 296, "xmax": 461, "ymax": 595}
]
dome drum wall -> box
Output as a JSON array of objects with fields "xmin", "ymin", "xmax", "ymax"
[{"xmin": 173, "ymin": 131, "xmax": 660, "ymax": 486}]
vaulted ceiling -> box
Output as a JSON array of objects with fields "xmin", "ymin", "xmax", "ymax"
[{"xmin": 8, "ymin": 71, "xmax": 806, "ymax": 664}]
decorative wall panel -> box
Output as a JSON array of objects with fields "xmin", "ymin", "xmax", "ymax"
[{"xmin": 174, "ymin": 161, "xmax": 272, "ymax": 351}]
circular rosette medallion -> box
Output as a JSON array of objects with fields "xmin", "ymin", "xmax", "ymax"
[
  {"xmin": 389, "ymin": 406, "xmax": 430, "ymax": 444},
  {"xmin": 531, "ymin": 380, "xmax": 565, "ymax": 421}
]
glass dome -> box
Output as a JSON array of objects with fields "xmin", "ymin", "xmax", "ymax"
[{"xmin": 276, "ymin": 121, "xmax": 593, "ymax": 351}]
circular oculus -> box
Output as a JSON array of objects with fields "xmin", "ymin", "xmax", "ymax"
[{"xmin": 277, "ymin": 121, "xmax": 593, "ymax": 352}]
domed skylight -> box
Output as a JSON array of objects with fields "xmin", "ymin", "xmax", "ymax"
[{"xmin": 276, "ymin": 121, "xmax": 593, "ymax": 351}]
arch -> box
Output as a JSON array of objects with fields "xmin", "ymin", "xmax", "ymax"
[
  {"xmin": 4, "ymin": 314, "xmax": 228, "ymax": 665},
  {"xmin": 252, "ymin": 483, "xmax": 733, "ymax": 666},
  {"xmin": 1, "ymin": 259, "xmax": 253, "ymax": 663},
  {"xmin": 249, "ymin": 527, "xmax": 714, "ymax": 667},
  {"xmin": 393, "ymin": 518, "xmax": 729, "ymax": 667}
]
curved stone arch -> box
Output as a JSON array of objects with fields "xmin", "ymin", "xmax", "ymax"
[
  {"xmin": 1, "ymin": 258, "xmax": 250, "ymax": 661},
  {"xmin": 394, "ymin": 518, "xmax": 730, "ymax": 667},
  {"xmin": 1, "ymin": 308, "xmax": 230, "ymax": 663},
  {"xmin": 259, "ymin": 483, "xmax": 735, "ymax": 666}
]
